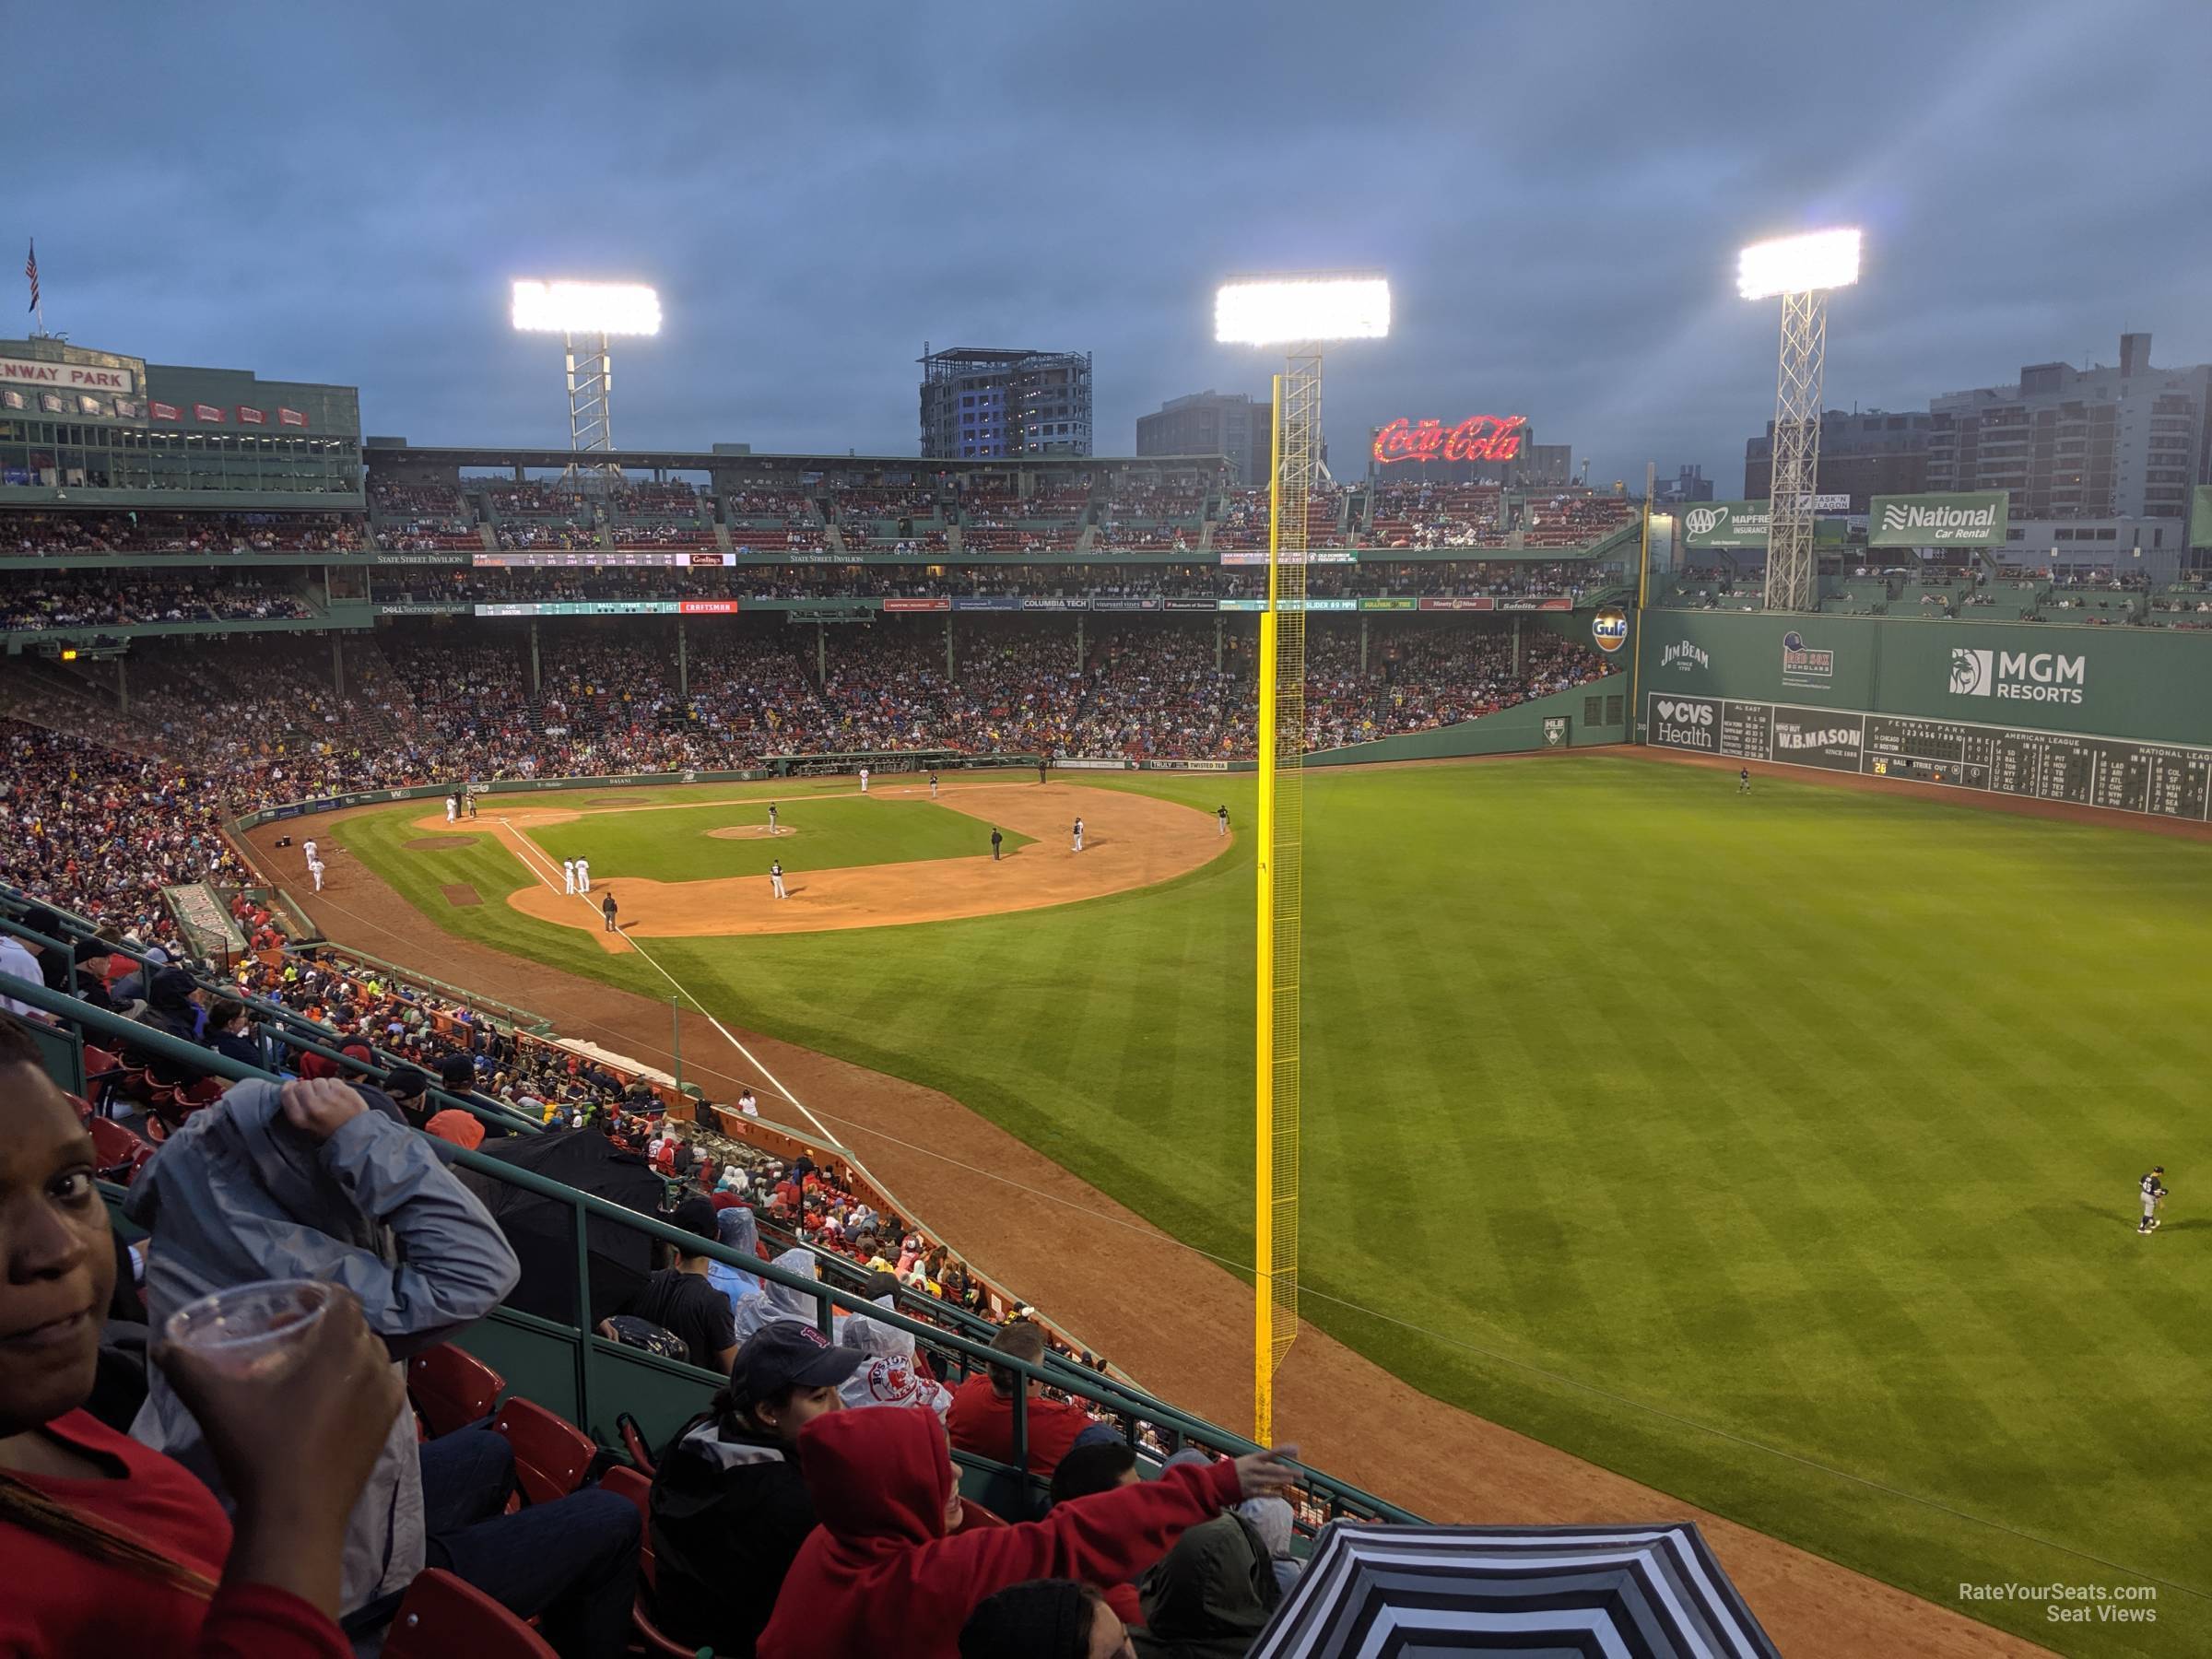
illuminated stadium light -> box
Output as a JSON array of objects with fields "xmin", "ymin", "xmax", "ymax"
[
  {"xmin": 1735, "ymin": 229, "xmax": 1861, "ymax": 300},
  {"xmin": 1214, "ymin": 275, "xmax": 1390, "ymax": 346},
  {"xmin": 1742, "ymin": 228, "xmax": 1863, "ymax": 612},
  {"xmin": 510, "ymin": 280, "xmax": 662, "ymax": 336}
]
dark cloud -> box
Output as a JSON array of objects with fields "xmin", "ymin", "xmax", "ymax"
[{"xmin": 19, "ymin": 0, "xmax": 2212, "ymax": 486}]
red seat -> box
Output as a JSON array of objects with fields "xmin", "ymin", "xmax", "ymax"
[
  {"xmin": 382, "ymin": 1568, "xmax": 558, "ymax": 1659},
  {"xmin": 599, "ymin": 1464, "xmax": 696, "ymax": 1657},
  {"xmin": 491, "ymin": 1397, "xmax": 597, "ymax": 1506},
  {"xmin": 87, "ymin": 1115, "xmax": 157, "ymax": 1184},
  {"xmin": 618, "ymin": 1412, "xmax": 657, "ymax": 1478},
  {"xmin": 81, "ymin": 1044, "xmax": 124, "ymax": 1083},
  {"xmin": 408, "ymin": 1344, "xmax": 506, "ymax": 1439}
]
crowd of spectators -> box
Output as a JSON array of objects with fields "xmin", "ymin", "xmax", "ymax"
[
  {"xmin": 1, "ymin": 573, "xmax": 315, "ymax": 630},
  {"xmin": 4, "ymin": 510, "xmax": 364, "ymax": 556}
]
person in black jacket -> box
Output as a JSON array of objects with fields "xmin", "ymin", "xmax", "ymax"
[
  {"xmin": 650, "ymin": 1324, "xmax": 862, "ymax": 1656},
  {"xmin": 203, "ymin": 999, "xmax": 264, "ymax": 1070}
]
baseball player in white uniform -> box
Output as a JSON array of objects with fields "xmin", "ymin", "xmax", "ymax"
[
  {"xmin": 859, "ymin": 766, "xmax": 870, "ymax": 794},
  {"xmin": 770, "ymin": 860, "xmax": 788, "ymax": 900},
  {"xmin": 446, "ymin": 792, "xmax": 459, "ymax": 823},
  {"xmin": 302, "ymin": 838, "xmax": 318, "ymax": 869},
  {"xmin": 1072, "ymin": 817, "xmax": 1084, "ymax": 853},
  {"xmin": 563, "ymin": 859, "xmax": 578, "ymax": 895},
  {"xmin": 308, "ymin": 855, "xmax": 325, "ymax": 892},
  {"xmin": 576, "ymin": 857, "xmax": 591, "ymax": 895}
]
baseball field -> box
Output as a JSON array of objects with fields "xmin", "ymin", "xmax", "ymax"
[{"xmin": 319, "ymin": 756, "xmax": 2211, "ymax": 1655}]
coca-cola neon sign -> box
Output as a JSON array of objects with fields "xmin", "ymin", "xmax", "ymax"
[{"xmin": 1371, "ymin": 414, "xmax": 1528, "ymax": 466}]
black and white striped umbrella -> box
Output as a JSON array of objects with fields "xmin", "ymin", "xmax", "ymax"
[{"xmin": 1248, "ymin": 1521, "xmax": 1782, "ymax": 1658}]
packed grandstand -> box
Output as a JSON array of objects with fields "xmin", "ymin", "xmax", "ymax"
[{"xmin": 0, "ymin": 429, "xmax": 1666, "ymax": 1659}]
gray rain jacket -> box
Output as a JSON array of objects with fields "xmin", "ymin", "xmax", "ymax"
[{"xmin": 124, "ymin": 1079, "xmax": 521, "ymax": 1613}]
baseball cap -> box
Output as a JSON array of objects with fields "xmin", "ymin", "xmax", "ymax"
[
  {"xmin": 424, "ymin": 1109, "xmax": 486, "ymax": 1151},
  {"xmin": 728, "ymin": 1324, "xmax": 863, "ymax": 1408},
  {"xmin": 384, "ymin": 1065, "xmax": 431, "ymax": 1100},
  {"xmin": 670, "ymin": 1194, "xmax": 721, "ymax": 1244},
  {"xmin": 438, "ymin": 1053, "xmax": 477, "ymax": 1091}
]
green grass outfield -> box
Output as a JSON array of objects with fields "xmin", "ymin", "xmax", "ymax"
[
  {"xmin": 523, "ymin": 792, "xmax": 1031, "ymax": 880},
  {"xmin": 340, "ymin": 759, "xmax": 2212, "ymax": 1654}
]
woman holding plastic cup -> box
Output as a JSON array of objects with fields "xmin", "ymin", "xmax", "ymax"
[{"xmin": 0, "ymin": 1013, "xmax": 400, "ymax": 1657}]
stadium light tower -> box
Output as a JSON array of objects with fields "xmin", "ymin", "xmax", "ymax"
[
  {"xmin": 510, "ymin": 279, "xmax": 662, "ymax": 467},
  {"xmin": 1213, "ymin": 272, "xmax": 1389, "ymax": 1445},
  {"xmin": 1737, "ymin": 229, "xmax": 1859, "ymax": 612}
]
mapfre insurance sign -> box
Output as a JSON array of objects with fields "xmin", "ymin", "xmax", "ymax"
[{"xmin": 0, "ymin": 353, "xmax": 135, "ymax": 396}]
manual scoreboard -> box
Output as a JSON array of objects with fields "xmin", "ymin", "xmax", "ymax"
[{"xmin": 1645, "ymin": 694, "xmax": 2212, "ymax": 824}]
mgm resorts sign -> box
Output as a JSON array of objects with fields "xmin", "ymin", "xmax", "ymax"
[{"xmin": 1948, "ymin": 647, "xmax": 2086, "ymax": 705}]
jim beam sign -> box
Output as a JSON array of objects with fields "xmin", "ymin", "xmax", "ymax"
[{"xmin": 1868, "ymin": 490, "xmax": 2008, "ymax": 547}]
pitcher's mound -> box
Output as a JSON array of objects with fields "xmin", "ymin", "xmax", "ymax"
[
  {"xmin": 706, "ymin": 824, "xmax": 794, "ymax": 841},
  {"xmin": 407, "ymin": 836, "xmax": 476, "ymax": 851}
]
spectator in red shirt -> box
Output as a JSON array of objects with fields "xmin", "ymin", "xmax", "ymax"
[
  {"xmin": 947, "ymin": 1320, "xmax": 1112, "ymax": 1478},
  {"xmin": 0, "ymin": 1012, "xmax": 401, "ymax": 1658},
  {"xmin": 755, "ymin": 1403, "xmax": 1300, "ymax": 1659}
]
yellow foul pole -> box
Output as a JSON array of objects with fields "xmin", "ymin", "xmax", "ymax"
[{"xmin": 1253, "ymin": 372, "xmax": 1283, "ymax": 1446}]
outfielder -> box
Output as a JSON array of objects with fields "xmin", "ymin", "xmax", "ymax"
[
  {"xmin": 1737, "ymin": 768, "xmax": 1751, "ymax": 795},
  {"xmin": 770, "ymin": 859, "xmax": 788, "ymax": 900},
  {"xmin": 2140, "ymin": 1166, "xmax": 2168, "ymax": 1235},
  {"xmin": 577, "ymin": 857, "xmax": 591, "ymax": 895},
  {"xmin": 1071, "ymin": 816, "xmax": 1084, "ymax": 853},
  {"xmin": 563, "ymin": 858, "xmax": 578, "ymax": 896}
]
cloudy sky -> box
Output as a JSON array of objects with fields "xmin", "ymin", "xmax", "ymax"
[{"xmin": 18, "ymin": 0, "xmax": 2212, "ymax": 488}]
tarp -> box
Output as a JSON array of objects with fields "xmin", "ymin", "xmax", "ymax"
[
  {"xmin": 458, "ymin": 1128, "xmax": 665, "ymax": 1326},
  {"xmin": 1248, "ymin": 1522, "xmax": 1781, "ymax": 1658}
]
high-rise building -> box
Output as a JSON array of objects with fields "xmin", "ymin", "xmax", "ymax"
[
  {"xmin": 1744, "ymin": 409, "xmax": 1929, "ymax": 510},
  {"xmin": 918, "ymin": 347, "xmax": 1093, "ymax": 459},
  {"xmin": 1924, "ymin": 334, "xmax": 2210, "ymax": 520},
  {"xmin": 1655, "ymin": 465, "xmax": 1714, "ymax": 505},
  {"xmin": 1135, "ymin": 390, "xmax": 1271, "ymax": 484}
]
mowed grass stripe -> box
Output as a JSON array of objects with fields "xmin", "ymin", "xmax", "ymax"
[{"xmin": 347, "ymin": 758, "xmax": 2212, "ymax": 1653}]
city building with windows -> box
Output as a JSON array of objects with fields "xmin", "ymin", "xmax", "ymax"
[
  {"xmin": 1135, "ymin": 390, "xmax": 1271, "ymax": 484},
  {"xmin": 1925, "ymin": 334, "xmax": 2209, "ymax": 520},
  {"xmin": 918, "ymin": 347, "xmax": 1093, "ymax": 459},
  {"xmin": 1744, "ymin": 409, "xmax": 1929, "ymax": 511}
]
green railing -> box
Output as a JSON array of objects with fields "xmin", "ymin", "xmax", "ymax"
[{"xmin": 17, "ymin": 972, "xmax": 1416, "ymax": 1529}]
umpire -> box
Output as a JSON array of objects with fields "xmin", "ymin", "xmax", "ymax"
[{"xmin": 601, "ymin": 889, "xmax": 620, "ymax": 934}]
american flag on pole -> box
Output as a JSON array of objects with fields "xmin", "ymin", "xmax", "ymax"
[{"xmin": 24, "ymin": 241, "xmax": 37, "ymax": 313}]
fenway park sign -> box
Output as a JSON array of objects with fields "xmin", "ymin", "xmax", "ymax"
[{"xmin": 1371, "ymin": 414, "xmax": 1527, "ymax": 466}]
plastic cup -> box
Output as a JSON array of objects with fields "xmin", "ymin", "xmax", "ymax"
[{"xmin": 163, "ymin": 1278, "xmax": 334, "ymax": 1381}]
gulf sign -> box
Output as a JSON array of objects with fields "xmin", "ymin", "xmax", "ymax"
[
  {"xmin": 1371, "ymin": 414, "xmax": 1527, "ymax": 466},
  {"xmin": 1591, "ymin": 605, "xmax": 1630, "ymax": 653}
]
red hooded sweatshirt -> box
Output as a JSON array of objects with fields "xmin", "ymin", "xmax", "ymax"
[{"xmin": 755, "ymin": 1406, "xmax": 1242, "ymax": 1659}]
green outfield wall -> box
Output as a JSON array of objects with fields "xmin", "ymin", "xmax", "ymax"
[
  {"xmin": 1634, "ymin": 611, "xmax": 2212, "ymax": 747},
  {"xmin": 1307, "ymin": 674, "xmax": 1627, "ymax": 765}
]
